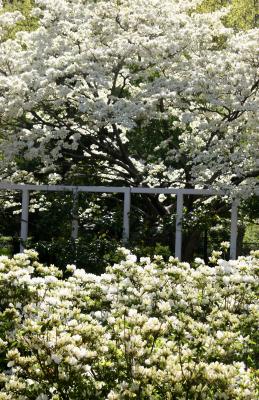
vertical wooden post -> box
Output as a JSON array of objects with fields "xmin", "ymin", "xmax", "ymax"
[
  {"xmin": 175, "ymin": 192, "xmax": 183, "ymax": 260},
  {"xmin": 230, "ymin": 200, "xmax": 238, "ymax": 260},
  {"xmin": 123, "ymin": 188, "xmax": 131, "ymax": 245},
  {"xmin": 71, "ymin": 190, "xmax": 79, "ymax": 240},
  {"xmin": 20, "ymin": 189, "xmax": 29, "ymax": 253}
]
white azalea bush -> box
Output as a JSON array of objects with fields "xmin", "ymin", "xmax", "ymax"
[{"xmin": 0, "ymin": 249, "xmax": 258, "ymax": 399}]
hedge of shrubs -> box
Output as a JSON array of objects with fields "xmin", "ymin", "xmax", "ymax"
[{"xmin": 0, "ymin": 249, "xmax": 258, "ymax": 399}]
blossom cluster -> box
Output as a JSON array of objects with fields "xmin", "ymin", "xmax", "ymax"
[
  {"xmin": 0, "ymin": 249, "xmax": 258, "ymax": 399},
  {"xmin": 0, "ymin": 0, "xmax": 258, "ymax": 192}
]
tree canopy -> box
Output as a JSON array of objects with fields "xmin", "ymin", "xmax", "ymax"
[{"xmin": 0, "ymin": 0, "xmax": 258, "ymax": 192}]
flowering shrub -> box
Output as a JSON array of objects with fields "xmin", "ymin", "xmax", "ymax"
[{"xmin": 0, "ymin": 249, "xmax": 258, "ymax": 399}]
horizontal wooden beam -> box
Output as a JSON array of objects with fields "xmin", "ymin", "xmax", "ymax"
[{"xmin": 1, "ymin": 182, "xmax": 258, "ymax": 196}]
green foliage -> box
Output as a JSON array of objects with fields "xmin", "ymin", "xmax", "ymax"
[
  {"xmin": 244, "ymin": 224, "xmax": 259, "ymax": 250},
  {"xmin": 1, "ymin": 0, "xmax": 38, "ymax": 38},
  {"xmin": 227, "ymin": 0, "xmax": 258, "ymax": 29},
  {"xmin": 128, "ymin": 116, "xmax": 182, "ymax": 166},
  {"xmin": 21, "ymin": 191, "xmax": 126, "ymax": 273},
  {"xmin": 31, "ymin": 236, "xmax": 120, "ymax": 274},
  {"xmin": 0, "ymin": 236, "xmax": 13, "ymax": 256},
  {"xmin": 197, "ymin": 0, "xmax": 258, "ymax": 30},
  {"xmin": 131, "ymin": 242, "xmax": 172, "ymax": 260},
  {"xmin": 240, "ymin": 196, "xmax": 259, "ymax": 254}
]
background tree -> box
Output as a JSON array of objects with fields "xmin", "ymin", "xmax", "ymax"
[
  {"xmin": 197, "ymin": 0, "xmax": 259, "ymax": 29},
  {"xmin": 0, "ymin": 0, "xmax": 37, "ymax": 37}
]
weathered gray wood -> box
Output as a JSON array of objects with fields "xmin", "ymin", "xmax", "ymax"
[
  {"xmin": 0, "ymin": 182, "xmax": 258, "ymax": 195},
  {"xmin": 175, "ymin": 192, "xmax": 184, "ymax": 260},
  {"xmin": 20, "ymin": 189, "xmax": 29, "ymax": 253},
  {"xmin": 123, "ymin": 188, "xmax": 131, "ymax": 245},
  {"xmin": 0, "ymin": 183, "xmax": 127, "ymax": 193},
  {"xmin": 131, "ymin": 187, "xmax": 218, "ymax": 195},
  {"xmin": 71, "ymin": 190, "xmax": 79, "ymax": 240},
  {"xmin": 230, "ymin": 200, "xmax": 239, "ymax": 259}
]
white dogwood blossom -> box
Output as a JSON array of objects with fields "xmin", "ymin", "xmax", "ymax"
[{"xmin": 0, "ymin": 0, "xmax": 258, "ymax": 192}]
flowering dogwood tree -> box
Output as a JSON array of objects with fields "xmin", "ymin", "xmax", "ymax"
[
  {"xmin": 0, "ymin": 0, "xmax": 258, "ymax": 188},
  {"xmin": 0, "ymin": 0, "xmax": 258, "ymax": 258}
]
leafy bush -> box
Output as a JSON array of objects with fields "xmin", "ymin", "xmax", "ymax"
[
  {"xmin": 0, "ymin": 236, "xmax": 13, "ymax": 256},
  {"xmin": 0, "ymin": 250, "xmax": 258, "ymax": 399},
  {"xmin": 30, "ymin": 236, "xmax": 120, "ymax": 274}
]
